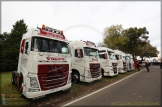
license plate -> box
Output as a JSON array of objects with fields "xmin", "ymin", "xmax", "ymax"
[{"xmin": 50, "ymin": 88, "xmax": 59, "ymax": 93}]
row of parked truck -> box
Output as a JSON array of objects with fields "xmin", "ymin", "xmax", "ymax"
[{"xmin": 11, "ymin": 25, "xmax": 135, "ymax": 99}]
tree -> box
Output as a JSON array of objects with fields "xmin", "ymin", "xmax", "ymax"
[
  {"xmin": 0, "ymin": 33, "xmax": 7, "ymax": 44},
  {"xmin": 122, "ymin": 27, "xmax": 149, "ymax": 60},
  {"xmin": 143, "ymin": 42, "xmax": 159, "ymax": 58},
  {"xmin": 136, "ymin": 41, "xmax": 159, "ymax": 60},
  {"xmin": 0, "ymin": 19, "xmax": 28, "ymax": 71},
  {"xmin": 0, "ymin": 32, "xmax": 11, "ymax": 71},
  {"xmin": 103, "ymin": 24, "xmax": 125, "ymax": 50}
]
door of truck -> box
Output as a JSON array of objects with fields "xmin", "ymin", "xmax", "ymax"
[
  {"xmin": 73, "ymin": 48, "xmax": 84, "ymax": 74},
  {"xmin": 22, "ymin": 39, "xmax": 30, "ymax": 71}
]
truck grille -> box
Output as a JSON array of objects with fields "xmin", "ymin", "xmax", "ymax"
[
  {"xmin": 113, "ymin": 67, "xmax": 117, "ymax": 73},
  {"xmin": 123, "ymin": 62, "xmax": 127, "ymax": 71},
  {"xmin": 90, "ymin": 63, "xmax": 101, "ymax": 78},
  {"xmin": 38, "ymin": 64, "xmax": 69, "ymax": 91},
  {"xmin": 112, "ymin": 63, "xmax": 117, "ymax": 73},
  {"xmin": 129, "ymin": 63, "xmax": 131, "ymax": 69}
]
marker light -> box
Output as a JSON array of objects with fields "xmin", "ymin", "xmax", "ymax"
[
  {"xmin": 60, "ymin": 30, "xmax": 63, "ymax": 35},
  {"xmin": 42, "ymin": 24, "xmax": 45, "ymax": 29}
]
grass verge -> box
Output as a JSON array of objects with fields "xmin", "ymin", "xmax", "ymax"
[{"xmin": 0, "ymin": 67, "xmax": 145, "ymax": 107}]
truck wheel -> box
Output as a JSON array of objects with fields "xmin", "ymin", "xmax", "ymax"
[
  {"xmin": 19, "ymin": 77, "xmax": 23, "ymax": 93},
  {"xmin": 101, "ymin": 70, "xmax": 104, "ymax": 77},
  {"xmin": 72, "ymin": 72, "xmax": 80, "ymax": 83},
  {"xmin": 14, "ymin": 76, "xmax": 17, "ymax": 86}
]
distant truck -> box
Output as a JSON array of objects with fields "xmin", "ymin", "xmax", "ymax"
[
  {"xmin": 11, "ymin": 25, "xmax": 72, "ymax": 99},
  {"xmin": 98, "ymin": 47, "xmax": 118, "ymax": 77},
  {"xmin": 69, "ymin": 40, "xmax": 102, "ymax": 83},
  {"xmin": 114, "ymin": 50, "xmax": 127, "ymax": 73},
  {"xmin": 125, "ymin": 54, "xmax": 134, "ymax": 71}
]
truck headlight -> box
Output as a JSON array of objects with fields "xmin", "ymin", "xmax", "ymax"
[
  {"xmin": 30, "ymin": 77, "xmax": 39, "ymax": 88},
  {"xmin": 85, "ymin": 69, "xmax": 91, "ymax": 76},
  {"xmin": 28, "ymin": 88, "xmax": 40, "ymax": 92}
]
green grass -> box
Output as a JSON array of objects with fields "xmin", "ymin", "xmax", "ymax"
[
  {"xmin": 1, "ymin": 72, "xmax": 30, "ymax": 106},
  {"xmin": 0, "ymin": 67, "xmax": 145, "ymax": 106}
]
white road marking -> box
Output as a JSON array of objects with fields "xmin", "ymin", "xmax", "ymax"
[{"xmin": 62, "ymin": 69, "xmax": 145, "ymax": 107}]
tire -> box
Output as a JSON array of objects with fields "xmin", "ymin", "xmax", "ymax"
[
  {"xmin": 101, "ymin": 71, "xmax": 104, "ymax": 77},
  {"xmin": 19, "ymin": 76, "xmax": 23, "ymax": 93},
  {"xmin": 72, "ymin": 72, "xmax": 80, "ymax": 83},
  {"xmin": 14, "ymin": 76, "xmax": 17, "ymax": 87},
  {"xmin": 12, "ymin": 71, "xmax": 18, "ymax": 86}
]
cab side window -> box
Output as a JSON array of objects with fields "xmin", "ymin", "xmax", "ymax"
[
  {"xmin": 75, "ymin": 49, "xmax": 83, "ymax": 58},
  {"xmin": 115, "ymin": 55, "xmax": 119, "ymax": 60},
  {"xmin": 25, "ymin": 42, "xmax": 29, "ymax": 55}
]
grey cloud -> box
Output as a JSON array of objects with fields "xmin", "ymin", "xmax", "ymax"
[{"xmin": 1, "ymin": 1, "xmax": 161, "ymax": 56}]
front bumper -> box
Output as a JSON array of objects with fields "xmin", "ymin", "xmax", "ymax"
[
  {"xmin": 82, "ymin": 75, "xmax": 102, "ymax": 83},
  {"xmin": 23, "ymin": 83, "xmax": 71, "ymax": 99},
  {"xmin": 103, "ymin": 67, "xmax": 118, "ymax": 77},
  {"xmin": 118, "ymin": 68, "xmax": 127, "ymax": 73}
]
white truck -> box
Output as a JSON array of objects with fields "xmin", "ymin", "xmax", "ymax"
[
  {"xmin": 11, "ymin": 25, "xmax": 72, "ymax": 99},
  {"xmin": 98, "ymin": 47, "xmax": 118, "ymax": 77},
  {"xmin": 125, "ymin": 53, "xmax": 134, "ymax": 71},
  {"xmin": 114, "ymin": 50, "xmax": 127, "ymax": 73},
  {"xmin": 69, "ymin": 40, "xmax": 102, "ymax": 83}
]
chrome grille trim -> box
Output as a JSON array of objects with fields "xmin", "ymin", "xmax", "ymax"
[
  {"xmin": 41, "ymin": 75, "xmax": 68, "ymax": 82},
  {"xmin": 43, "ymin": 81, "xmax": 66, "ymax": 89}
]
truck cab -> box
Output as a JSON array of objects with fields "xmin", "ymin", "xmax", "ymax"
[
  {"xmin": 69, "ymin": 40, "xmax": 102, "ymax": 83},
  {"xmin": 11, "ymin": 25, "xmax": 72, "ymax": 99},
  {"xmin": 98, "ymin": 47, "xmax": 118, "ymax": 77},
  {"xmin": 114, "ymin": 50, "xmax": 127, "ymax": 73},
  {"xmin": 125, "ymin": 54, "xmax": 134, "ymax": 71}
]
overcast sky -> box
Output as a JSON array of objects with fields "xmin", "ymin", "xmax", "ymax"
[{"xmin": 1, "ymin": 1, "xmax": 161, "ymax": 57}]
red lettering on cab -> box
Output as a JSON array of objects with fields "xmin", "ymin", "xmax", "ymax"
[{"xmin": 46, "ymin": 57, "xmax": 65, "ymax": 60}]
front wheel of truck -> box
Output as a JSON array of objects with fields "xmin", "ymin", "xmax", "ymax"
[
  {"xmin": 19, "ymin": 76, "xmax": 23, "ymax": 93},
  {"xmin": 72, "ymin": 72, "xmax": 80, "ymax": 83}
]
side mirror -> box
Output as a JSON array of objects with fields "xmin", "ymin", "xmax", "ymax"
[{"xmin": 104, "ymin": 53, "xmax": 108, "ymax": 59}]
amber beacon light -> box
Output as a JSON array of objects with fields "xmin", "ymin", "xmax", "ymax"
[
  {"xmin": 42, "ymin": 24, "xmax": 45, "ymax": 29},
  {"xmin": 60, "ymin": 30, "xmax": 64, "ymax": 35}
]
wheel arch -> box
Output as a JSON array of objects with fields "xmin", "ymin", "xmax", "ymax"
[{"xmin": 72, "ymin": 69, "xmax": 80, "ymax": 76}]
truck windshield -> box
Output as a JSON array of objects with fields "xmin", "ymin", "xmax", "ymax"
[
  {"xmin": 125, "ymin": 56, "xmax": 131, "ymax": 60},
  {"xmin": 122, "ymin": 55, "xmax": 126, "ymax": 60},
  {"xmin": 31, "ymin": 37, "xmax": 69, "ymax": 54},
  {"xmin": 84, "ymin": 47, "xmax": 98, "ymax": 57},
  {"xmin": 107, "ymin": 51, "xmax": 116, "ymax": 60}
]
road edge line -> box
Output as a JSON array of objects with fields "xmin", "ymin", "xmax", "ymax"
[{"xmin": 62, "ymin": 68, "xmax": 145, "ymax": 107}]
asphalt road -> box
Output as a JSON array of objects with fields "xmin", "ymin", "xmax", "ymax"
[{"xmin": 61, "ymin": 66, "xmax": 161, "ymax": 107}]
